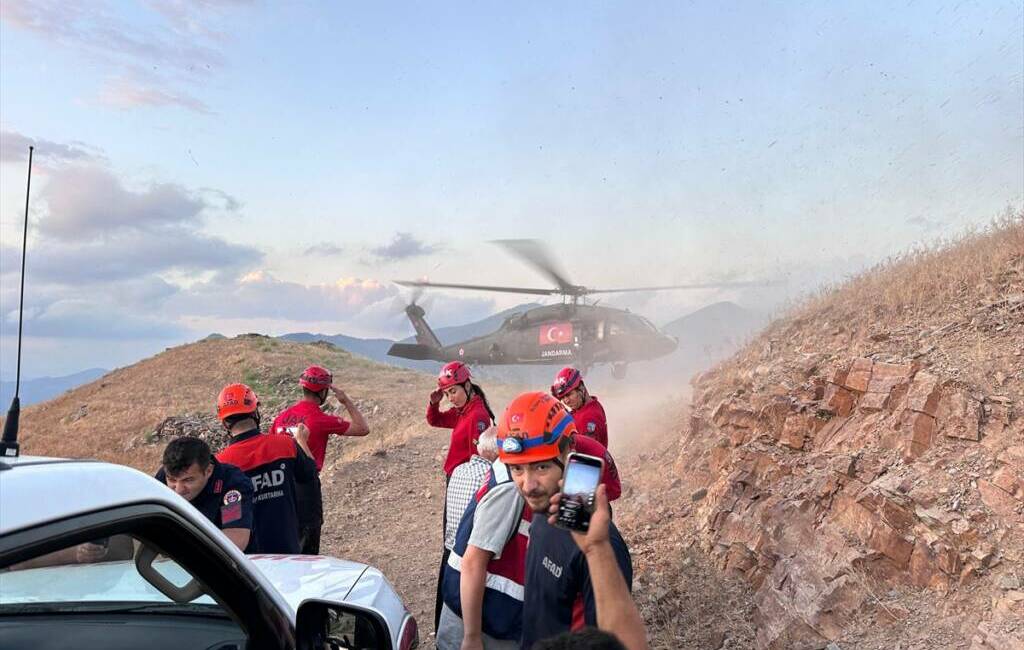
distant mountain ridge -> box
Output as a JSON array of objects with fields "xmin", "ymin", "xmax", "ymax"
[{"xmin": 0, "ymin": 368, "xmax": 109, "ymax": 408}]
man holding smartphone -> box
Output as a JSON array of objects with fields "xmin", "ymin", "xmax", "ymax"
[{"xmin": 496, "ymin": 392, "xmax": 633, "ymax": 649}]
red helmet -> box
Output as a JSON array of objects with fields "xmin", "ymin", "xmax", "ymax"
[
  {"xmin": 551, "ymin": 367, "xmax": 583, "ymax": 399},
  {"xmin": 217, "ymin": 383, "xmax": 259, "ymax": 422},
  {"xmin": 299, "ymin": 365, "xmax": 332, "ymax": 392},
  {"xmin": 497, "ymin": 391, "xmax": 577, "ymax": 464},
  {"xmin": 437, "ymin": 361, "xmax": 471, "ymax": 390}
]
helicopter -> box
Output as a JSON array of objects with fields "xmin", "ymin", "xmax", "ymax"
[{"xmin": 386, "ymin": 239, "xmax": 762, "ymax": 378}]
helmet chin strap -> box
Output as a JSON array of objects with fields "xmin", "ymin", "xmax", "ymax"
[{"xmin": 318, "ymin": 388, "xmax": 328, "ymax": 406}]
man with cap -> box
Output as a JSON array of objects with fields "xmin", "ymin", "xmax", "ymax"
[
  {"xmin": 156, "ymin": 436, "xmax": 256, "ymax": 552},
  {"xmin": 271, "ymin": 365, "xmax": 370, "ymax": 554},
  {"xmin": 551, "ymin": 367, "xmax": 609, "ymax": 448},
  {"xmin": 215, "ymin": 383, "xmax": 317, "ymax": 554},
  {"xmin": 497, "ymin": 392, "xmax": 633, "ymax": 649}
]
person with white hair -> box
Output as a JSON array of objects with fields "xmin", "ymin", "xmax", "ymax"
[
  {"xmin": 434, "ymin": 427, "xmax": 501, "ymax": 635},
  {"xmin": 436, "ymin": 426, "xmax": 527, "ymax": 650}
]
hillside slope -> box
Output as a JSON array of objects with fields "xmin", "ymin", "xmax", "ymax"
[
  {"xmin": 626, "ymin": 214, "xmax": 1024, "ymax": 649},
  {"xmin": 13, "ymin": 335, "xmax": 442, "ymax": 470}
]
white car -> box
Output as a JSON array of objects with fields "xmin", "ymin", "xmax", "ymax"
[{"xmin": 0, "ymin": 454, "xmax": 419, "ymax": 650}]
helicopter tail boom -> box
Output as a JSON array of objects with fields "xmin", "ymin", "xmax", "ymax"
[
  {"xmin": 404, "ymin": 303, "xmax": 443, "ymax": 350},
  {"xmin": 386, "ymin": 342, "xmax": 445, "ymax": 361}
]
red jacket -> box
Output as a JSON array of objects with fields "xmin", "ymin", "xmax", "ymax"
[
  {"xmin": 573, "ymin": 434, "xmax": 621, "ymax": 501},
  {"xmin": 427, "ymin": 394, "xmax": 493, "ymax": 476},
  {"xmin": 571, "ymin": 396, "xmax": 608, "ymax": 448},
  {"xmin": 270, "ymin": 400, "xmax": 350, "ymax": 471}
]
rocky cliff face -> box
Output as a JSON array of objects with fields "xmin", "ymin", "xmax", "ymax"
[{"xmin": 666, "ymin": 218, "xmax": 1023, "ymax": 648}]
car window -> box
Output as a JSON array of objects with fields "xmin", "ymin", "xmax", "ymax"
[{"xmin": 0, "ymin": 534, "xmax": 219, "ymax": 610}]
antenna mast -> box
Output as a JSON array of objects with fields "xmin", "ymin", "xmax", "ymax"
[{"xmin": 1, "ymin": 145, "xmax": 34, "ymax": 458}]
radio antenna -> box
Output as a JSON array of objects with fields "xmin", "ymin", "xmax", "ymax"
[{"xmin": 1, "ymin": 145, "xmax": 34, "ymax": 459}]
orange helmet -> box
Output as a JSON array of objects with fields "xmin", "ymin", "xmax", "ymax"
[
  {"xmin": 217, "ymin": 383, "xmax": 259, "ymax": 421},
  {"xmin": 496, "ymin": 391, "xmax": 577, "ymax": 464}
]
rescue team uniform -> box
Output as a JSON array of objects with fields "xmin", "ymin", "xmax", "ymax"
[
  {"xmin": 571, "ymin": 396, "xmax": 609, "ymax": 448},
  {"xmin": 155, "ymin": 457, "xmax": 257, "ymax": 552},
  {"xmin": 519, "ymin": 513, "xmax": 633, "ymax": 650},
  {"xmin": 216, "ymin": 428, "xmax": 317, "ymax": 554},
  {"xmin": 572, "ymin": 435, "xmax": 622, "ymax": 502},
  {"xmin": 438, "ymin": 462, "xmax": 531, "ymax": 650},
  {"xmin": 427, "ymin": 394, "xmax": 493, "ymax": 477},
  {"xmin": 270, "ymin": 401, "xmax": 351, "ymax": 555}
]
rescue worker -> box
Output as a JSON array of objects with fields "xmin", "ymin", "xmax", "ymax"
[
  {"xmin": 551, "ymin": 367, "xmax": 608, "ymax": 448},
  {"xmin": 438, "ymin": 429, "xmax": 530, "ymax": 650},
  {"xmin": 497, "ymin": 392, "xmax": 633, "ymax": 649},
  {"xmin": 214, "ymin": 383, "xmax": 317, "ymax": 554},
  {"xmin": 428, "ymin": 361, "xmax": 497, "ymax": 477},
  {"xmin": 428, "ymin": 360, "xmax": 496, "ymax": 631},
  {"xmin": 571, "ymin": 432, "xmax": 622, "ymax": 503},
  {"xmin": 155, "ymin": 436, "xmax": 256, "ymax": 552},
  {"xmin": 270, "ymin": 365, "xmax": 370, "ymax": 554}
]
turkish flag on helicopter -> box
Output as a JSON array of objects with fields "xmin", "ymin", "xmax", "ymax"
[{"xmin": 538, "ymin": 322, "xmax": 573, "ymax": 345}]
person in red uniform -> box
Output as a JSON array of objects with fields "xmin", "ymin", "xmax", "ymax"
[
  {"xmin": 427, "ymin": 361, "xmax": 496, "ymax": 478},
  {"xmin": 214, "ymin": 383, "xmax": 317, "ymax": 555},
  {"xmin": 572, "ymin": 432, "xmax": 621, "ymax": 502},
  {"xmin": 551, "ymin": 367, "xmax": 609, "ymax": 448},
  {"xmin": 427, "ymin": 360, "xmax": 496, "ymax": 631},
  {"xmin": 270, "ymin": 365, "xmax": 370, "ymax": 554}
]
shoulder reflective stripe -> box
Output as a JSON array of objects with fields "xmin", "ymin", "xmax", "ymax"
[
  {"xmin": 447, "ymin": 551, "xmax": 463, "ymax": 571},
  {"xmin": 483, "ymin": 571, "xmax": 524, "ymax": 601},
  {"xmin": 492, "ymin": 461, "xmax": 511, "ymax": 483},
  {"xmin": 446, "ymin": 548, "xmax": 525, "ymax": 601},
  {"xmin": 517, "ymin": 519, "xmax": 531, "ymax": 538}
]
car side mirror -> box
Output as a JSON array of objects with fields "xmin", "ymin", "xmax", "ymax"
[{"xmin": 296, "ymin": 599, "xmax": 393, "ymax": 650}]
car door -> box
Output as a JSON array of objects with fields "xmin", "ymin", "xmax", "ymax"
[{"xmin": 0, "ymin": 502, "xmax": 294, "ymax": 650}]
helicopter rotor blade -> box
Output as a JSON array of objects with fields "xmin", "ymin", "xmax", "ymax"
[
  {"xmin": 585, "ymin": 280, "xmax": 779, "ymax": 294},
  {"xmin": 490, "ymin": 239, "xmax": 578, "ymax": 294},
  {"xmin": 394, "ymin": 279, "xmax": 558, "ymax": 296}
]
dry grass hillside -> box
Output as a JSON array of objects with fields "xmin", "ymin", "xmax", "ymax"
[
  {"xmin": 13, "ymin": 335, "xmax": 445, "ymax": 471},
  {"xmin": 623, "ymin": 213, "xmax": 1024, "ymax": 649}
]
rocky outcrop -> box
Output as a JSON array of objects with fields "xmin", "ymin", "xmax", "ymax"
[{"xmin": 677, "ymin": 355, "xmax": 1023, "ymax": 649}]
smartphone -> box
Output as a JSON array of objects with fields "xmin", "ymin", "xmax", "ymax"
[{"xmin": 555, "ymin": 452, "xmax": 604, "ymax": 532}]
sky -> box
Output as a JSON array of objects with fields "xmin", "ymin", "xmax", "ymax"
[{"xmin": 0, "ymin": 0, "xmax": 1021, "ymax": 378}]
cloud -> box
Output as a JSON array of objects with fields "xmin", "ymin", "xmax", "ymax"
[
  {"xmin": 0, "ymin": 129, "xmax": 105, "ymax": 165},
  {"xmin": 95, "ymin": 78, "xmax": 213, "ymax": 115},
  {"xmin": 2, "ymin": 297, "xmax": 187, "ymax": 340},
  {"xmin": 369, "ymin": 232, "xmax": 440, "ymax": 261},
  {"xmin": 0, "ymin": 1, "xmax": 224, "ymax": 75},
  {"xmin": 304, "ymin": 243, "xmax": 345, "ymax": 257},
  {"xmin": 144, "ymin": 0, "xmax": 255, "ymax": 41},
  {"xmin": 167, "ymin": 272, "xmax": 496, "ymax": 339},
  {"xmin": 0, "ymin": 151, "xmax": 260, "ymax": 348},
  {"xmin": 174, "ymin": 274, "xmax": 396, "ymax": 322},
  {"xmin": 1, "ymin": 232, "xmax": 256, "ymax": 285},
  {"xmin": 0, "ymin": 0, "xmax": 253, "ymax": 115},
  {"xmin": 35, "ymin": 165, "xmax": 214, "ymax": 240}
]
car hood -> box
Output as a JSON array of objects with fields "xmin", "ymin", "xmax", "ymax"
[{"xmin": 247, "ymin": 554, "xmax": 369, "ymax": 611}]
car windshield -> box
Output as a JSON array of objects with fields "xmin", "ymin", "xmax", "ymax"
[{"xmin": 0, "ymin": 534, "xmax": 219, "ymax": 611}]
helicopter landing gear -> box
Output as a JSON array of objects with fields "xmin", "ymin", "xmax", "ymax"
[{"xmin": 612, "ymin": 363, "xmax": 628, "ymax": 380}]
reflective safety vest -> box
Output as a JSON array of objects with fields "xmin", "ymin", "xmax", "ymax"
[{"xmin": 442, "ymin": 461, "xmax": 532, "ymax": 641}]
